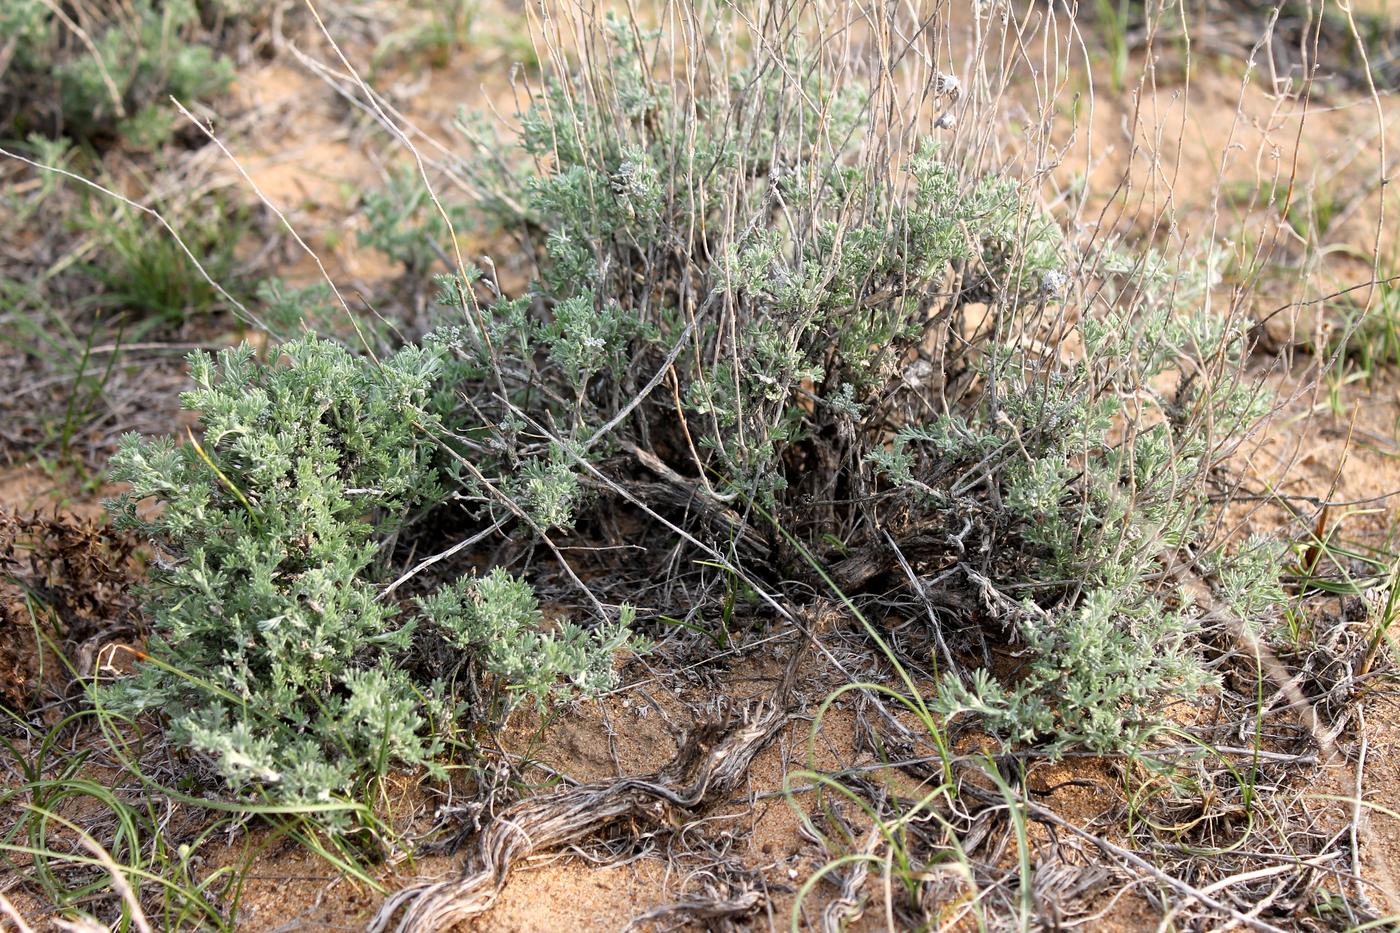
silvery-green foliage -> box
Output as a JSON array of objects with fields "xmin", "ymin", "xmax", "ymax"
[
  {"xmin": 379, "ymin": 11, "xmax": 1262, "ymax": 756},
  {"xmin": 420, "ymin": 16, "xmax": 1061, "ymax": 515},
  {"xmin": 114, "ymin": 1, "xmax": 1288, "ymax": 788},
  {"xmin": 1215, "ymin": 535, "xmax": 1289, "ymax": 624},
  {"xmin": 107, "ymin": 337, "xmax": 636, "ymax": 808},
  {"xmin": 937, "ymin": 590, "xmax": 1214, "ymax": 755},
  {"xmin": 873, "ymin": 254, "xmax": 1278, "ymax": 752},
  {"xmin": 515, "ymin": 446, "xmax": 584, "ymax": 530},
  {"xmin": 418, "ymin": 570, "xmax": 634, "ymax": 708},
  {"xmin": 359, "ymin": 166, "xmax": 471, "ymax": 274}
]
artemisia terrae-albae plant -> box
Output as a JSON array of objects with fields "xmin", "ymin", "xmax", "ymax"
[
  {"xmin": 432, "ymin": 9, "xmax": 1275, "ymax": 751},
  {"xmin": 109, "ymin": 0, "xmax": 1281, "ymax": 825}
]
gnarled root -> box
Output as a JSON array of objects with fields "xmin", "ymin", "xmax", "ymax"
[{"xmin": 370, "ymin": 645, "xmax": 804, "ymax": 932}]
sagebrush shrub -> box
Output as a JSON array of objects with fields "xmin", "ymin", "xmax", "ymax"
[
  {"xmin": 114, "ymin": 5, "xmax": 1284, "ymax": 810},
  {"xmin": 434, "ymin": 18, "xmax": 1279, "ymax": 751}
]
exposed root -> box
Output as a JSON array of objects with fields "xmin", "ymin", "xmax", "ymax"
[
  {"xmin": 369, "ymin": 644, "xmax": 806, "ymax": 932},
  {"xmin": 619, "ymin": 890, "xmax": 765, "ymax": 932}
]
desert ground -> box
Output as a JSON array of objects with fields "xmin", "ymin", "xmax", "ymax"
[{"xmin": 5, "ymin": 1, "xmax": 1400, "ymax": 931}]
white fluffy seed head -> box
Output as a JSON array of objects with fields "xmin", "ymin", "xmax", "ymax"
[{"xmin": 1040, "ymin": 269, "xmax": 1069, "ymax": 297}]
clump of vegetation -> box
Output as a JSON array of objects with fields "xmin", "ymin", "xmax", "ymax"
[
  {"xmin": 369, "ymin": 0, "xmax": 480, "ymax": 75},
  {"xmin": 108, "ymin": 5, "xmax": 1292, "ymax": 820},
  {"xmin": 106, "ymin": 338, "xmax": 636, "ymax": 808},
  {"xmin": 0, "ymin": 134, "xmax": 266, "ymax": 473},
  {"xmin": 895, "ymin": 255, "xmax": 1270, "ymax": 751},
  {"xmin": 423, "ymin": 17, "xmax": 1273, "ymax": 753},
  {"xmin": 0, "ymin": 0, "xmax": 234, "ymax": 148},
  {"xmin": 358, "ymin": 165, "xmax": 470, "ymax": 276},
  {"xmin": 0, "ymin": 0, "xmax": 265, "ymax": 474},
  {"xmin": 7, "ymin": 1, "xmax": 1387, "ymax": 930}
]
